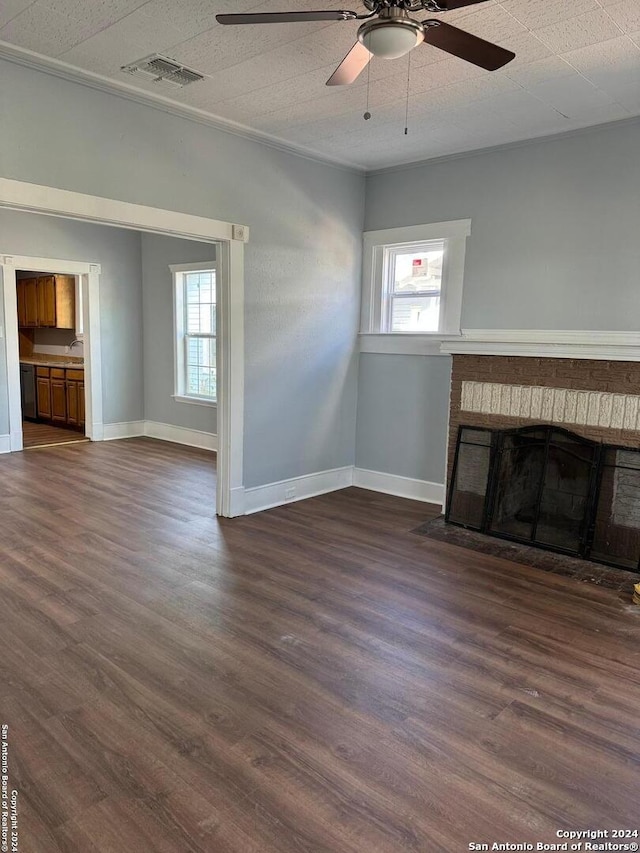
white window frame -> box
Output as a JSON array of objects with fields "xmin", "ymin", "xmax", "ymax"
[
  {"xmin": 171, "ymin": 261, "xmax": 217, "ymax": 408},
  {"xmin": 360, "ymin": 219, "xmax": 471, "ymax": 355}
]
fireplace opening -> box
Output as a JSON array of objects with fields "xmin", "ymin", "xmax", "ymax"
[{"xmin": 446, "ymin": 425, "xmax": 640, "ymax": 571}]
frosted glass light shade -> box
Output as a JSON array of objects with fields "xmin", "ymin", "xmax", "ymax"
[{"xmin": 361, "ymin": 22, "xmax": 423, "ymax": 59}]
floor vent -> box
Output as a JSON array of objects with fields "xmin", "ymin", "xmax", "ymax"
[{"xmin": 121, "ymin": 54, "xmax": 205, "ymax": 87}]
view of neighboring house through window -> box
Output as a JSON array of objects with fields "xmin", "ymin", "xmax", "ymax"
[
  {"xmin": 385, "ymin": 241, "xmax": 444, "ymax": 333},
  {"xmin": 172, "ymin": 264, "xmax": 217, "ymax": 404}
]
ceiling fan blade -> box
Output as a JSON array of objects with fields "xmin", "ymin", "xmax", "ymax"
[
  {"xmin": 216, "ymin": 11, "xmax": 356, "ymax": 25},
  {"xmin": 435, "ymin": 0, "xmax": 492, "ymax": 10},
  {"xmin": 326, "ymin": 41, "xmax": 372, "ymax": 86},
  {"xmin": 423, "ymin": 21, "xmax": 515, "ymax": 70}
]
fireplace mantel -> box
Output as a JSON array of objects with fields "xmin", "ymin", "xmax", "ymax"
[{"xmin": 440, "ymin": 330, "xmax": 640, "ymax": 361}]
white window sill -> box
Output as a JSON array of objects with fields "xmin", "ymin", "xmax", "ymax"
[
  {"xmin": 359, "ymin": 333, "xmax": 460, "ymax": 356},
  {"xmin": 173, "ymin": 394, "xmax": 217, "ymax": 408}
]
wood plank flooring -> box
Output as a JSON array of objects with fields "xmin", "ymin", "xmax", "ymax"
[
  {"xmin": 22, "ymin": 420, "xmax": 87, "ymax": 448},
  {"xmin": 1, "ymin": 438, "xmax": 639, "ymax": 852}
]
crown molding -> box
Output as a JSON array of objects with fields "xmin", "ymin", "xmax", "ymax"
[
  {"xmin": 0, "ymin": 41, "xmax": 365, "ymax": 175},
  {"xmin": 441, "ymin": 329, "xmax": 640, "ymax": 362},
  {"xmin": 4, "ymin": 40, "xmax": 638, "ymax": 178},
  {"xmin": 366, "ymin": 115, "xmax": 640, "ymax": 177}
]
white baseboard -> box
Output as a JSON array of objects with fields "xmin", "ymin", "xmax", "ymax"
[
  {"xmin": 0, "ymin": 434, "xmax": 11, "ymax": 454},
  {"xmin": 144, "ymin": 421, "xmax": 217, "ymax": 452},
  {"xmin": 102, "ymin": 421, "xmax": 145, "ymax": 440},
  {"xmin": 228, "ymin": 486, "xmax": 246, "ymax": 518},
  {"xmin": 353, "ymin": 468, "xmax": 444, "ymax": 507},
  {"xmin": 244, "ymin": 465, "xmax": 353, "ymax": 515},
  {"xmin": 99, "ymin": 420, "xmax": 217, "ymax": 451},
  {"xmin": 88, "ymin": 422, "xmax": 104, "ymax": 441},
  {"xmin": 69, "ymin": 426, "xmax": 444, "ymax": 514}
]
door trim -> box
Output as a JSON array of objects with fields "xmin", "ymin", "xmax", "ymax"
[{"xmin": 1, "ymin": 256, "xmax": 103, "ymax": 449}]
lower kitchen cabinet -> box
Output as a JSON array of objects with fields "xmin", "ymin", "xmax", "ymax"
[
  {"xmin": 78, "ymin": 384, "xmax": 85, "ymax": 426},
  {"xmin": 67, "ymin": 380, "xmax": 79, "ymax": 425},
  {"xmin": 36, "ymin": 375, "xmax": 52, "ymax": 419},
  {"xmin": 32, "ymin": 365, "xmax": 85, "ymax": 429},
  {"xmin": 51, "ymin": 378, "xmax": 67, "ymax": 423},
  {"xmin": 66, "ymin": 369, "xmax": 85, "ymax": 427}
]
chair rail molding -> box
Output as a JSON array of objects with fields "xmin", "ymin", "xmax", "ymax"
[{"xmin": 441, "ymin": 329, "xmax": 640, "ymax": 361}]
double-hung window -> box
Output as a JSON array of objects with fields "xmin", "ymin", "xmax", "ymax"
[
  {"xmin": 360, "ymin": 219, "xmax": 471, "ymax": 353},
  {"xmin": 172, "ymin": 263, "xmax": 217, "ymax": 405},
  {"xmin": 384, "ymin": 240, "xmax": 445, "ymax": 333}
]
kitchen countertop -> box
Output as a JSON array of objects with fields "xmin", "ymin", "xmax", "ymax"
[{"xmin": 20, "ymin": 357, "xmax": 84, "ymax": 369}]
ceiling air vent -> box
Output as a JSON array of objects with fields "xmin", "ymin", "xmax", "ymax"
[{"xmin": 121, "ymin": 54, "xmax": 205, "ymax": 88}]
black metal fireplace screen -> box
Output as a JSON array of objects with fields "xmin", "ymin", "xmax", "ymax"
[{"xmin": 446, "ymin": 425, "xmax": 640, "ymax": 571}]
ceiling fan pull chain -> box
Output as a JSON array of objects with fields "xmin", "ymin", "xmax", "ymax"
[
  {"xmin": 404, "ymin": 49, "xmax": 412, "ymax": 135},
  {"xmin": 364, "ymin": 59, "xmax": 372, "ymax": 120}
]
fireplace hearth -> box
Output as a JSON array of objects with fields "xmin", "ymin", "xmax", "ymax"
[{"xmin": 446, "ymin": 424, "xmax": 640, "ymax": 571}]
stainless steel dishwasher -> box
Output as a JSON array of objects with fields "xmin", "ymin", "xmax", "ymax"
[{"xmin": 20, "ymin": 363, "xmax": 37, "ymax": 420}]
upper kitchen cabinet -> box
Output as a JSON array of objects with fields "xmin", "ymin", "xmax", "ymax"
[
  {"xmin": 17, "ymin": 275, "xmax": 76, "ymax": 329},
  {"xmin": 19, "ymin": 278, "xmax": 38, "ymax": 327}
]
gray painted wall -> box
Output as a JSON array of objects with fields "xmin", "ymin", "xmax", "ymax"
[
  {"xmin": 366, "ymin": 120, "xmax": 640, "ymax": 331},
  {"xmin": 141, "ymin": 234, "xmax": 218, "ymax": 435},
  {"xmin": 355, "ymin": 354, "xmax": 451, "ymax": 484},
  {"xmin": 0, "ymin": 59, "xmax": 365, "ymax": 488},
  {"xmin": 358, "ymin": 120, "xmax": 640, "ymax": 484},
  {"xmin": 0, "ymin": 209, "xmax": 143, "ymax": 431}
]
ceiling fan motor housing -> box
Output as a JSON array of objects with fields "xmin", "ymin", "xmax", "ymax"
[{"xmin": 358, "ymin": 9, "xmax": 425, "ymax": 59}]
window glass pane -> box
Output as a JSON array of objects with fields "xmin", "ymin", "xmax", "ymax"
[
  {"xmin": 392, "ymin": 246, "xmax": 443, "ymax": 295},
  {"xmin": 391, "ymin": 295, "xmax": 440, "ymax": 332},
  {"xmin": 185, "ymin": 271, "xmax": 216, "ymax": 334},
  {"xmin": 186, "ymin": 335, "xmax": 216, "ymax": 399}
]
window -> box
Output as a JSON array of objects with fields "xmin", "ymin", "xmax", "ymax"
[
  {"xmin": 385, "ymin": 241, "xmax": 444, "ymax": 333},
  {"xmin": 360, "ymin": 220, "xmax": 471, "ymax": 354},
  {"xmin": 172, "ymin": 263, "xmax": 217, "ymax": 405}
]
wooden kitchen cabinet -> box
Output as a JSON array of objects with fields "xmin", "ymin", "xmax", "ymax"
[
  {"xmin": 17, "ymin": 282, "xmax": 28, "ymax": 328},
  {"xmin": 37, "ymin": 276, "xmax": 57, "ymax": 327},
  {"xmin": 50, "ymin": 370, "xmax": 67, "ymax": 423},
  {"xmin": 36, "ymin": 375, "xmax": 52, "ymax": 419},
  {"xmin": 78, "ymin": 383, "xmax": 85, "ymax": 427},
  {"xmin": 17, "ymin": 275, "xmax": 75, "ymax": 329},
  {"xmin": 33, "ymin": 366, "xmax": 84, "ymax": 429},
  {"xmin": 50, "ymin": 380, "xmax": 68, "ymax": 423},
  {"xmin": 52, "ymin": 276, "xmax": 75, "ymax": 329},
  {"xmin": 66, "ymin": 380, "xmax": 79, "ymax": 425},
  {"xmin": 24, "ymin": 279, "xmax": 39, "ymax": 327},
  {"xmin": 66, "ymin": 370, "xmax": 85, "ymax": 427}
]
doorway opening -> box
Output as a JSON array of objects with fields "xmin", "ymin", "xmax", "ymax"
[
  {"xmin": 2, "ymin": 255, "xmax": 102, "ymax": 453},
  {"xmin": 0, "ymin": 177, "xmax": 246, "ymax": 517},
  {"xmin": 17, "ymin": 268, "xmax": 89, "ymax": 449}
]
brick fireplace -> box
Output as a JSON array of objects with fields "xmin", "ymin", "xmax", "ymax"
[
  {"xmin": 447, "ymin": 355, "xmax": 640, "ymax": 485},
  {"xmin": 444, "ymin": 352, "xmax": 640, "ymax": 571}
]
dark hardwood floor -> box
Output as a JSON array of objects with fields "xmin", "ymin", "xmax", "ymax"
[
  {"xmin": 1, "ymin": 438, "xmax": 639, "ymax": 852},
  {"xmin": 22, "ymin": 420, "xmax": 87, "ymax": 448}
]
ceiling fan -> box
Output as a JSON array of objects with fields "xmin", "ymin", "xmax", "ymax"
[{"xmin": 216, "ymin": 1, "xmax": 515, "ymax": 86}]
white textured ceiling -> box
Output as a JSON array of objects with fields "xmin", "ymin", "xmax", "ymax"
[{"xmin": 2, "ymin": 0, "xmax": 640, "ymax": 169}]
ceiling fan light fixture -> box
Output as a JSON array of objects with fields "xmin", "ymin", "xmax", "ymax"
[{"xmin": 359, "ymin": 19, "xmax": 424, "ymax": 60}]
